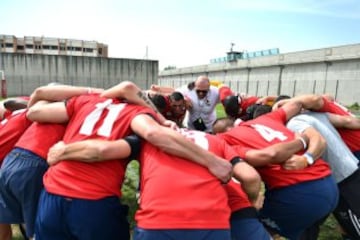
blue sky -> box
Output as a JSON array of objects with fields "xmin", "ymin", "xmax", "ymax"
[{"xmin": 1, "ymin": 0, "xmax": 360, "ymax": 70}]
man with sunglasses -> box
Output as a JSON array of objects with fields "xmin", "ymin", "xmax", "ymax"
[{"xmin": 177, "ymin": 76, "xmax": 220, "ymax": 132}]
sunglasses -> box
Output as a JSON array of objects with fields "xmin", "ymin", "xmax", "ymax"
[{"xmin": 196, "ymin": 89, "xmax": 208, "ymax": 94}]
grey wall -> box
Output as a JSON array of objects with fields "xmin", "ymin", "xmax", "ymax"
[
  {"xmin": 0, "ymin": 53, "xmax": 158, "ymax": 97},
  {"xmin": 159, "ymin": 43, "xmax": 360, "ymax": 105}
]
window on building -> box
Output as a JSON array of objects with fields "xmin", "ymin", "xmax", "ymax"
[
  {"xmin": 59, "ymin": 43, "xmax": 66, "ymax": 51},
  {"xmin": 26, "ymin": 44, "xmax": 33, "ymax": 49},
  {"xmin": 17, "ymin": 45, "xmax": 24, "ymax": 50},
  {"xmin": 5, "ymin": 43, "xmax": 13, "ymax": 48},
  {"xmin": 83, "ymin": 48, "xmax": 93, "ymax": 53}
]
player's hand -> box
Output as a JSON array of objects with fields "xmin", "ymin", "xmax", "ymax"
[
  {"xmin": 162, "ymin": 120, "xmax": 179, "ymax": 130},
  {"xmin": 90, "ymin": 87, "xmax": 104, "ymax": 94},
  {"xmin": 185, "ymin": 99, "xmax": 192, "ymax": 109},
  {"xmin": 208, "ymin": 156, "xmax": 232, "ymax": 183},
  {"xmin": 47, "ymin": 141, "xmax": 66, "ymax": 166},
  {"xmin": 255, "ymin": 96, "xmax": 268, "ymax": 105},
  {"xmin": 272, "ymin": 99, "xmax": 290, "ymax": 110},
  {"xmin": 282, "ymin": 155, "xmax": 308, "ymax": 170},
  {"xmin": 150, "ymin": 84, "xmax": 160, "ymax": 92},
  {"xmin": 251, "ymin": 192, "xmax": 265, "ymax": 210}
]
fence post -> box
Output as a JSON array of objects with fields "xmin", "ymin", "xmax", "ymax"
[
  {"xmin": 313, "ymin": 80, "xmax": 316, "ymax": 94},
  {"xmin": 277, "ymin": 65, "xmax": 284, "ymax": 95},
  {"xmin": 0, "ymin": 70, "xmax": 7, "ymax": 99},
  {"xmin": 292, "ymin": 80, "xmax": 297, "ymax": 96},
  {"xmin": 246, "ymin": 68, "xmax": 251, "ymax": 93},
  {"xmin": 335, "ymin": 80, "xmax": 339, "ymax": 100}
]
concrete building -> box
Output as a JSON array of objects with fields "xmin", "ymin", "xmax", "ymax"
[
  {"xmin": 0, "ymin": 35, "xmax": 157, "ymax": 98},
  {"xmin": 0, "ymin": 35, "xmax": 108, "ymax": 57}
]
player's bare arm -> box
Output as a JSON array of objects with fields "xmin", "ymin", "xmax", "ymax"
[
  {"xmin": 328, "ymin": 113, "xmax": 360, "ymax": 129},
  {"xmin": 28, "ymin": 84, "xmax": 103, "ymax": 107},
  {"xmin": 101, "ymin": 81, "xmax": 177, "ymax": 128},
  {"xmin": 231, "ymin": 158, "xmax": 262, "ymax": 204},
  {"xmin": 243, "ymin": 135, "xmax": 309, "ymax": 167},
  {"xmin": 27, "ymin": 101, "xmax": 69, "ymax": 123},
  {"xmin": 47, "ymin": 139, "xmax": 132, "ymax": 165},
  {"xmin": 131, "ymin": 114, "xmax": 232, "ymax": 183}
]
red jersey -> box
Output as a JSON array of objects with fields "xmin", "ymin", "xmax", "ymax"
[
  {"xmin": 3, "ymin": 110, "xmax": 12, "ymax": 119},
  {"xmin": 318, "ymin": 97, "xmax": 360, "ymax": 152},
  {"xmin": 219, "ymin": 85, "xmax": 234, "ymax": 103},
  {"xmin": 15, "ymin": 122, "xmax": 66, "ymax": 159},
  {"xmin": 219, "ymin": 109, "xmax": 331, "ymax": 189},
  {"xmin": 163, "ymin": 96, "xmax": 186, "ymax": 126},
  {"xmin": 225, "ymin": 180, "xmax": 252, "ymax": 212},
  {"xmin": 0, "ymin": 109, "xmax": 32, "ymax": 164},
  {"xmin": 237, "ymin": 96, "xmax": 259, "ymax": 119},
  {"xmin": 136, "ymin": 130, "xmax": 237, "ymax": 229},
  {"xmin": 161, "ymin": 95, "xmax": 172, "ymax": 116},
  {"xmin": 43, "ymin": 94, "xmax": 156, "ymax": 200}
]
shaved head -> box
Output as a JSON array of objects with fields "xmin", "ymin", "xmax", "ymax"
[
  {"xmin": 194, "ymin": 76, "xmax": 210, "ymax": 99},
  {"xmin": 195, "ymin": 76, "xmax": 210, "ymax": 87}
]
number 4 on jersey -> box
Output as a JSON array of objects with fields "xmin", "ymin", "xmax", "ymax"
[{"xmin": 251, "ymin": 124, "xmax": 287, "ymax": 142}]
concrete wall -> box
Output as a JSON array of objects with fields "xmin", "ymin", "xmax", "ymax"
[
  {"xmin": 159, "ymin": 43, "xmax": 360, "ymax": 105},
  {"xmin": 0, "ymin": 53, "xmax": 158, "ymax": 97}
]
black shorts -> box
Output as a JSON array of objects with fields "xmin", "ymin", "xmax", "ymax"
[
  {"xmin": 333, "ymin": 169, "xmax": 360, "ymax": 239},
  {"xmin": 338, "ymin": 169, "xmax": 360, "ymax": 216}
]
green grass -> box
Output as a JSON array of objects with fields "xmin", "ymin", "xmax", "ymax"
[
  {"xmin": 11, "ymin": 225, "xmax": 24, "ymax": 240},
  {"xmin": 216, "ymin": 103, "xmax": 226, "ymax": 118}
]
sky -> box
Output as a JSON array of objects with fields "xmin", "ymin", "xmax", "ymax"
[{"xmin": 1, "ymin": 0, "xmax": 360, "ymax": 70}]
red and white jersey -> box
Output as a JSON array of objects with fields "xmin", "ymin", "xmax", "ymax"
[
  {"xmin": 44, "ymin": 94, "xmax": 157, "ymax": 200},
  {"xmin": 318, "ymin": 97, "xmax": 360, "ymax": 152},
  {"xmin": 0, "ymin": 109, "xmax": 32, "ymax": 164},
  {"xmin": 219, "ymin": 108, "xmax": 331, "ymax": 189},
  {"xmin": 15, "ymin": 122, "xmax": 66, "ymax": 159},
  {"xmin": 136, "ymin": 129, "xmax": 237, "ymax": 229}
]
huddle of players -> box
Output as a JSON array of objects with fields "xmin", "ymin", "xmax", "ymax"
[{"xmin": 0, "ymin": 80, "xmax": 360, "ymax": 240}]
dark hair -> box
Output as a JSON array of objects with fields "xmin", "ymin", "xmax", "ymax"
[
  {"xmin": 212, "ymin": 117, "xmax": 235, "ymax": 134},
  {"xmin": 3, "ymin": 99, "xmax": 28, "ymax": 111},
  {"xmin": 274, "ymin": 95, "xmax": 291, "ymax": 103},
  {"xmin": 187, "ymin": 81, "xmax": 195, "ymax": 90},
  {"xmin": 253, "ymin": 105, "xmax": 272, "ymax": 119},
  {"xmin": 245, "ymin": 104, "xmax": 261, "ymax": 120},
  {"xmin": 149, "ymin": 94, "xmax": 167, "ymax": 113},
  {"xmin": 222, "ymin": 95, "xmax": 239, "ymax": 118},
  {"xmin": 169, "ymin": 91, "xmax": 184, "ymax": 102}
]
